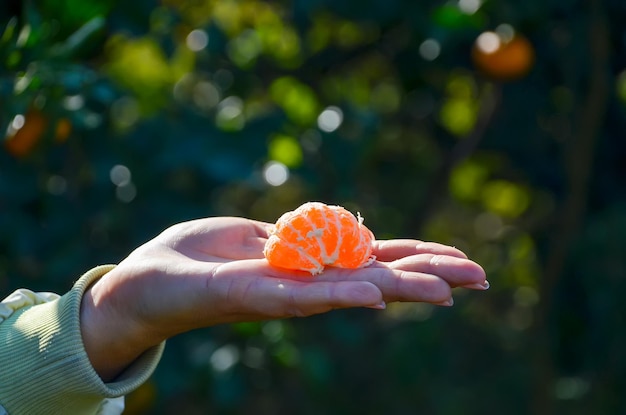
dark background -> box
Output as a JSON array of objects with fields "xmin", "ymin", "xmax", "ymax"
[{"xmin": 1, "ymin": 0, "xmax": 625, "ymax": 413}]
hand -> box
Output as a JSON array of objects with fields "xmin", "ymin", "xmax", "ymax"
[{"xmin": 80, "ymin": 217, "xmax": 487, "ymax": 380}]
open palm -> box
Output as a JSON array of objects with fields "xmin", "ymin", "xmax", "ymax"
[
  {"xmin": 83, "ymin": 216, "xmax": 488, "ymax": 380},
  {"xmin": 100, "ymin": 217, "xmax": 486, "ymax": 338}
]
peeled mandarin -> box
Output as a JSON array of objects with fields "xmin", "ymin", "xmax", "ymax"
[{"xmin": 263, "ymin": 202, "xmax": 376, "ymax": 275}]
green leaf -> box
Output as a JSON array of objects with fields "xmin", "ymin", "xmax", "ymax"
[
  {"xmin": 431, "ymin": 4, "xmax": 485, "ymax": 30},
  {"xmin": 449, "ymin": 159, "xmax": 489, "ymax": 202},
  {"xmin": 268, "ymin": 134, "xmax": 303, "ymax": 167},
  {"xmin": 481, "ymin": 180, "xmax": 531, "ymax": 218},
  {"xmin": 50, "ymin": 16, "xmax": 106, "ymax": 58},
  {"xmin": 269, "ymin": 76, "xmax": 320, "ymax": 125},
  {"xmin": 0, "ymin": 17, "xmax": 18, "ymax": 45}
]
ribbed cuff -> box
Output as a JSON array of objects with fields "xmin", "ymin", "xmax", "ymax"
[{"xmin": 0, "ymin": 265, "xmax": 166, "ymax": 415}]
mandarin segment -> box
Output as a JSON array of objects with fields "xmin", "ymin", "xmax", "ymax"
[
  {"xmin": 335, "ymin": 225, "xmax": 375, "ymax": 269},
  {"xmin": 263, "ymin": 202, "xmax": 376, "ymax": 275}
]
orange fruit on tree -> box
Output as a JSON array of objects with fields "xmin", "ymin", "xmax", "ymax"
[
  {"xmin": 54, "ymin": 118, "xmax": 72, "ymax": 143},
  {"xmin": 4, "ymin": 109, "xmax": 48, "ymax": 157},
  {"xmin": 264, "ymin": 201, "xmax": 376, "ymax": 275},
  {"xmin": 471, "ymin": 29, "xmax": 534, "ymax": 81}
]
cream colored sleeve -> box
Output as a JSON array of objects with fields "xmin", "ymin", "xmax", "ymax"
[{"xmin": 0, "ymin": 265, "xmax": 166, "ymax": 415}]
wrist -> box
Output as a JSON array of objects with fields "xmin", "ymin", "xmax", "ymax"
[{"xmin": 80, "ymin": 272, "xmax": 162, "ymax": 381}]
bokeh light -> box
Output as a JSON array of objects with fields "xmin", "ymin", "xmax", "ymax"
[
  {"xmin": 110, "ymin": 164, "xmax": 131, "ymax": 186},
  {"xmin": 62, "ymin": 95, "xmax": 85, "ymax": 111},
  {"xmin": 210, "ymin": 344, "xmax": 240, "ymax": 372},
  {"xmin": 554, "ymin": 377, "xmax": 590, "ymax": 400},
  {"xmin": 475, "ymin": 31, "xmax": 500, "ymax": 54},
  {"xmin": 46, "ymin": 175, "xmax": 67, "ymax": 195},
  {"xmin": 419, "ymin": 38, "xmax": 441, "ymax": 61},
  {"xmin": 474, "ymin": 211, "xmax": 504, "ymax": 240},
  {"xmin": 6, "ymin": 114, "xmax": 25, "ymax": 136},
  {"xmin": 458, "ymin": 0, "xmax": 481, "ymax": 14},
  {"xmin": 263, "ymin": 161, "xmax": 289, "ymax": 186},
  {"xmin": 193, "ymin": 81, "xmax": 220, "ymax": 110},
  {"xmin": 186, "ymin": 29, "xmax": 209, "ymax": 52},
  {"xmin": 216, "ymin": 96, "xmax": 245, "ymax": 130},
  {"xmin": 111, "ymin": 97, "xmax": 140, "ymax": 130},
  {"xmin": 227, "ymin": 30, "xmax": 262, "ymax": 67},
  {"xmin": 115, "ymin": 182, "xmax": 137, "ymax": 203},
  {"xmin": 317, "ymin": 106, "xmax": 343, "ymax": 132},
  {"xmin": 495, "ymin": 23, "xmax": 515, "ymax": 43}
]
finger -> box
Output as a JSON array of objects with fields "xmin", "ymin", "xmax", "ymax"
[
  {"xmin": 372, "ymin": 240, "xmax": 468, "ymax": 262},
  {"xmin": 235, "ymin": 258, "xmax": 474, "ymax": 306},
  {"xmin": 305, "ymin": 252, "xmax": 486, "ymax": 290},
  {"xmin": 216, "ymin": 259, "xmax": 451, "ymax": 311},
  {"xmin": 273, "ymin": 280, "xmax": 385, "ymax": 316},
  {"xmin": 210, "ymin": 262, "xmax": 385, "ymax": 317},
  {"xmin": 385, "ymin": 254, "xmax": 487, "ymax": 289},
  {"xmin": 353, "ymin": 267, "xmax": 453, "ymax": 304},
  {"xmin": 258, "ymin": 257, "xmax": 459, "ymax": 303},
  {"xmin": 298, "ymin": 263, "xmax": 454, "ymax": 305}
]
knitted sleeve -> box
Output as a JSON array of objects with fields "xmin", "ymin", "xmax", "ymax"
[{"xmin": 0, "ymin": 265, "xmax": 165, "ymax": 415}]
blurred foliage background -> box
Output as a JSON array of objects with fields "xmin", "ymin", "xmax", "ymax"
[{"xmin": 1, "ymin": 0, "xmax": 626, "ymax": 413}]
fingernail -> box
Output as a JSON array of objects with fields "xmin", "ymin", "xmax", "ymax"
[
  {"xmin": 462, "ymin": 280, "xmax": 490, "ymax": 290},
  {"xmin": 435, "ymin": 297, "xmax": 454, "ymax": 307},
  {"xmin": 365, "ymin": 301, "xmax": 387, "ymax": 310}
]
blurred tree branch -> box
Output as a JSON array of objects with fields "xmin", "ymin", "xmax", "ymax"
[
  {"xmin": 532, "ymin": 0, "xmax": 611, "ymax": 412},
  {"xmin": 409, "ymin": 82, "xmax": 501, "ymax": 234}
]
